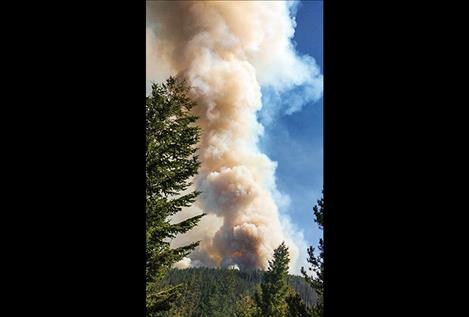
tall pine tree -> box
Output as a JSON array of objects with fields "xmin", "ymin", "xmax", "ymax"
[
  {"xmin": 256, "ymin": 242, "xmax": 291, "ymax": 317},
  {"xmin": 301, "ymin": 192, "xmax": 324, "ymax": 317},
  {"xmin": 146, "ymin": 77, "xmax": 205, "ymax": 316}
]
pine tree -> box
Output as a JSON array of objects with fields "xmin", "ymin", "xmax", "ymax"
[
  {"xmin": 256, "ymin": 242, "xmax": 291, "ymax": 317},
  {"xmin": 301, "ymin": 192, "xmax": 324, "ymax": 317},
  {"xmin": 235, "ymin": 293, "xmax": 258, "ymax": 317},
  {"xmin": 286, "ymin": 288, "xmax": 312, "ymax": 317},
  {"xmin": 146, "ymin": 77, "xmax": 205, "ymax": 316},
  {"xmin": 155, "ymin": 267, "xmax": 316, "ymax": 316}
]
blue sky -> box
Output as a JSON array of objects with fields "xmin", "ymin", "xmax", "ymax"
[{"xmin": 259, "ymin": 1, "xmax": 323, "ymax": 248}]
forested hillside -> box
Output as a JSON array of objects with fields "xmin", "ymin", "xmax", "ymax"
[{"xmin": 159, "ymin": 267, "xmax": 317, "ymax": 316}]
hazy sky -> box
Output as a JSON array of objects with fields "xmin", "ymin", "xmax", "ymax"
[{"xmin": 259, "ymin": 0, "xmax": 323, "ymax": 248}]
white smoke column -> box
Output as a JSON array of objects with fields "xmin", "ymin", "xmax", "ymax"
[{"xmin": 147, "ymin": 1, "xmax": 323, "ymax": 272}]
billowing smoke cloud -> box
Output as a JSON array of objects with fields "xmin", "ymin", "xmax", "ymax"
[{"xmin": 147, "ymin": 1, "xmax": 322, "ymax": 274}]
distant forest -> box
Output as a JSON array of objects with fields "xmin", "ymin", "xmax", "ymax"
[{"xmin": 159, "ymin": 268, "xmax": 317, "ymax": 317}]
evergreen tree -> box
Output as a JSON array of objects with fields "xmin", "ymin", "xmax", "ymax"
[
  {"xmin": 256, "ymin": 242, "xmax": 291, "ymax": 317},
  {"xmin": 157, "ymin": 267, "xmax": 316, "ymax": 316},
  {"xmin": 301, "ymin": 192, "xmax": 324, "ymax": 317},
  {"xmin": 286, "ymin": 288, "xmax": 312, "ymax": 317},
  {"xmin": 235, "ymin": 293, "xmax": 259, "ymax": 317},
  {"xmin": 146, "ymin": 77, "xmax": 205, "ymax": 316}
]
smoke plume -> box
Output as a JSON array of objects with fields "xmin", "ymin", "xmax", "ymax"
[{"xmin": 147, "ymin": 1, "xmax": 322, "ymax": 273}]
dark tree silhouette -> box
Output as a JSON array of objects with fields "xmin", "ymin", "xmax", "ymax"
[
  {"xmin": 301, "ymin": 192, "xmax": 324, "ymax": 317},
  {"xmin": 146, "ymin": 77, "xmax": 205, "ymax": 316}
]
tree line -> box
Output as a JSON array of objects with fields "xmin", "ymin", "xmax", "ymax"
[
  {"xmin": 157, "ymin": 267, "xmax": 316, "ymax": 316},
  {"xmin": 146, "ymin": 78, "xmax": 324, "ymax": 316}
]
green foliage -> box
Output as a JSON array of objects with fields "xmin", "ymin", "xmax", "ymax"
[
  {"xmin": 146, "ymin": 77, "xmax": 205, "ymax": 316},
  {"xmin": 157, "ymin": 267, "xmax": 317, "ymax": 317},
  {"xmin": 255, "ymin": 242, "xmax": 291, "ymax": 317},
  {"xmin": 301, "ymin": 192, "xmax": 324, "ymax": 317},
  {"xmin": 286, "ymin": 288, "xmax": 312, "ymax": 317},
  {"xmin": 235, "ymin": 293, "xmax": 259, "ymax": 317}
]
